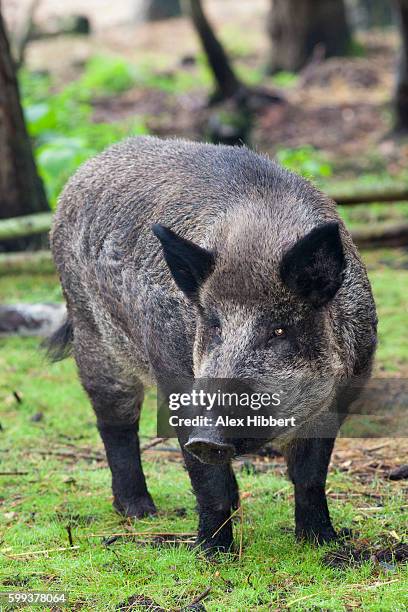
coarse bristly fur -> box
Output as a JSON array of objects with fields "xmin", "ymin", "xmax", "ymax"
[{"xmin": 49, "ymin": 136, "xmax": 377, "ymax": 554}]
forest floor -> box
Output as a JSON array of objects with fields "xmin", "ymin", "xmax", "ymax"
[{"xmin": 0, "ymin": 250, "xmax": 407, "ymax": 611}]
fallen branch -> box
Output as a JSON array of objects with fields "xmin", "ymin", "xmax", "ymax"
[
  {"xmin": 0, "ymin": 250, "xmax": 54, "ymax": 275},
  {"xmin": 0, "ymin": 183, "xmax": 407, "ymax": 248},
  {"xmin": 351, "ymin": 221, "xmax": 408, "ymax": 249},
  {"xmin": 0, "ymin": 212, "xmax": 52, "ymax": 241},
  {"xmin": 328, "ymin": 184, "xmax": 408, "ymax": 206},
  {"xmin": 0, "ymin": 210, "xmax": 407, "ymax": 281}
]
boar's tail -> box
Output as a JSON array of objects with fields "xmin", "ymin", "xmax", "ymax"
[{"xmin": 43, "ymin": 318, "xmax": 74, "ymax": 362}]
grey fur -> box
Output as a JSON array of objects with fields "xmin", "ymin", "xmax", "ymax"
[{"xmin": 50, "ymin": 136, "xmax": 377, "ymax": 550}]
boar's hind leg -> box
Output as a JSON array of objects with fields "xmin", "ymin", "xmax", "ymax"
[
  {"xmin": 74, "ymin": 332, "xmax": 156, "ymax": 519},
  {"xmin": 182, "ymin": 449, "xmax": 239, "ymax": 555},
  {"xmin": 285, "ymin": 437, "xmax": 338, "ymax": 544}
]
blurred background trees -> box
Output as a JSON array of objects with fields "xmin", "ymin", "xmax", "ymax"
[
  {"xmin": 187, "ymin": 0, "xmax": 243, "ymax": 102},
  {"xmin": 395, "ymin": 0, "xmax": 408, "ymax": 131},
  {"xmin": 0, "ymin": 9, "xmax": 48, "ymax": 251},
  {"xmin": 267, "ymin": 0, "xmax": 352, "ymax": 72},
  {"xmin": 0, "ymin": 0, "xmax": 408, "ymax": 254},
  {"xmin": 144, "ymin": 0, "xmax": 181, "ymax": 21}
]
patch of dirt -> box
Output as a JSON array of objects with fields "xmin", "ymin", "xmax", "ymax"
[
  {"xmin": 116, "ymin": 594, "xmax": 165, "ymax": 611},
  {"xmin": 323, "ymin": 541, "xmax": 408, "ymax": 569},
  {"xmin": 331, "ymin": 438, "xmax": 408, "ymax": 484},
  {"xmin": 1, "ymin": 575, "xmax": 31, "ymax": 587}
]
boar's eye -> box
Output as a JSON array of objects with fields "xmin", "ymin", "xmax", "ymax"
[
  {"xmin": 263, "ymin": 327, "xmax": 287, "ymax": 347},
  {"xmin": 273, "ymin": 327, "xmax": 286, "ymax": 338},
  {"xmin": 207, "ymin": 318, "xmax": 222, "ymax": 346},
  {"xmin": 260, "ymin": 326, "xmax": 288, "ymax": 350},
  {"xmin": 211, "ymin": 324, "xmax": 222, "ymax": 341}
]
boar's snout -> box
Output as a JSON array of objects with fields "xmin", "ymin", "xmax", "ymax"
[{"xmin": 185, "ymin": 435, "xmax": 235, "ymax": 465}]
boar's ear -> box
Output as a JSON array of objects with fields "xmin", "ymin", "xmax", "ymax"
[
  {"xmin": 152, "ymin": 224, "xmax": 215, "ymax": 299},
  {"xmin": 279, "ymin": 222, "xmax": 345, "ymax": 307}
]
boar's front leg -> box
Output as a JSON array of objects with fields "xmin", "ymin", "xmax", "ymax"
[
  {"xmin": 285, "ymin": 437, "xmax": 338, "ymax": 544},
  {"xmin": 74, "ymin": 328, "xmax": 156, "ymax": 519},
  {"xmin": 98, "ymin": 417, "xmax": 156, "ymax": 519},
  {"xmin": 182, "ymin": 447, "xmax": 239, "ymax": 555}
]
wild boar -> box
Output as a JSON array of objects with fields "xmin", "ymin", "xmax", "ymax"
[{"xmin": 48, "ymin": 136, "xmax": 377, "ymax": 554}]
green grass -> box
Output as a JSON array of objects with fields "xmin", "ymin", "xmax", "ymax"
[{"xmin": 0, "ymin": 250, "xmax": 407, "ymax": 610}]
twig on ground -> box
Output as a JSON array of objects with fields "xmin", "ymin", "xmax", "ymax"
[
  {"xmin": 140, "ymin": 437, "xmax": 168, "ymax": 452},
  {"xmin": 66, "ymin": 524, "xmax": 73, "ymax": 547},
  {"xmin": 5, "ymin": 545, "xmax": 80, "ymax": 558},
  {"xmin": 238, "ymin": 504, "xmax": 244, "ymax": 561},
  {"xmin": 211, "ymin": 506, "xmax": 241, "ymax": 539},
  {"xmin": 365, "ymin": 443, "xmax": 390, "ymax": 452},
  {"xmin": 286, "ymin": 593, "xmax": 316, "ymax": 607},
  {"xmin": 0, "ymin": 471, "xmax": 29, "ymax": 476},
  {"xmin": 83, "ymin": 531, "xmax": 195, "ymax": 538},
  {"xmin": 188, "ymin": 586, "xmax": 211, "ymax": 607},
  {"xmin": 35, "ymin": 449, "xmax": 105, "ymax": 461}
]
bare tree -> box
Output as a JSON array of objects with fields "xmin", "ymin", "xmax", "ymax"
[
  {"xmin": 184, "ymin": 0, "xmax": 283, "ymax": 144},
  {"xmin": 144, "ymin": 0, "xmax": 181, "ymax": 21},
  {"xmin": 9, "ymin": 0, "xmax": 40, "ymax": 69},
  {"xmin": 186, "ymin": 0, "xmax": 244, "ymax": 102},
  {"xmin": 0, "ymin": 9, "xmax": 48, "ymax": 250},
  {"xmin": 267, "ymin": 0, "xmax": 352, "ymax": 73},
  {"xmin": 395, "ymin": 0, "xmax": 408, "ymax": 132}
]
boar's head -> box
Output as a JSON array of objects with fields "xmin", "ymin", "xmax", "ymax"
[{"xmin": 153, "ymin": 215, "xmax": 346, "ymax": 464}]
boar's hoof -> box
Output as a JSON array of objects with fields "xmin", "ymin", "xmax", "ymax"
[
  {"xmin": 337, "ymin": 527, "xmax": 353, "ymax": 540},
  {"xmin": 195, "ymin": 538, "xmax": 234, "ymax": 558},
  {"xmin": 296, "ymin": 525, "xmax": 338, "ymax": 545},
  {"xmin": 195, "ymin": 525, "xmax": 234, "ymax": 557},
  {"xmin": 113, "ymin": 495, "xmax": 157, "ymax": 519}
]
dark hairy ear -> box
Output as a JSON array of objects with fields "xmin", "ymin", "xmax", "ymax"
[
  {"xmin": 279, "ymin": 222, "xmax": 346, "ymax": 307},
  {"xmin": 152, "ymin": 224, "xmax": 215, "ymax": 299}
]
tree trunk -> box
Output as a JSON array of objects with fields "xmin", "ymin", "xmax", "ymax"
[
  {"xmin": 0, "ymin": 9, "xmax": 49, "ymax": 251},
  {"xmin": 144, "ymin": 0, "xmax": 181, "ymax": 21},
  {"xmin": 358, "ymin": 0, "xmax": 394, "ymax": 28},
  {"xmin": 267, "ymin": 0, "xmax": 352, "ymax": 73},
  {"xmin": 187, "ymin": 0, "xmax": 243, "ymax": 101},
  {"xmin": 395, "ymin": 0, "xmax": 408, "ymax": 132}
]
